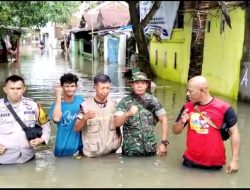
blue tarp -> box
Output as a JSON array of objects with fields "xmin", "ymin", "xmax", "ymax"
[{"xmin": 107, "ymin": 36, "xmax": 119, "ymax": 64}]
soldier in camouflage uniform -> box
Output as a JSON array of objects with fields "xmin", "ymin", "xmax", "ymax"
[{"xmin": 114, "ymin": 72, "xmax": 169, "ymax": 156}]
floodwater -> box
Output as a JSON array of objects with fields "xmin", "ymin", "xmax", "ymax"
[{"xmin": 0, "ymin": 45, "xmax": 250, "ymax": 188}]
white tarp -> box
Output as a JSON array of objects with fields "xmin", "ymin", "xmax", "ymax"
[{"xmin": 139, "ymin": 1, "xmax": 180, "ymax": 40}]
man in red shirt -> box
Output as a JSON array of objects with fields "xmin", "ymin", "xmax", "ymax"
[{"xmin": 173, "ymin": 75, "xmax": 240, "ymax": 174}]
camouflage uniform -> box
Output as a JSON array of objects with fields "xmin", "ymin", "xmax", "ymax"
[{"xmin": 115, "ymin": 92, "xmax": 166, "ymax": 156}]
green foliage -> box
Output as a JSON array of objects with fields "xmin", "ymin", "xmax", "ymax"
[
  {"xmin": 46, "ymin": 1, "xmax": 81, "ymax": 26},
  {"xmin": 0, "ymin": 1, "xmax": 80, "ymax": 29}
]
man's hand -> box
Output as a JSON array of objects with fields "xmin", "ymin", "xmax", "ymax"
[
  {"xmin": 181, "ymin": 108, "xmax": 189, "ymax": 124},
  {"xmin": 29, "ymin": 138, "xmax": 45, "ymax": 149},
  {"xmin": 85, "ymin": 110, "xmax": 96, "ymax": 120},
  {"xmin": 127, "ymin": 105, "xmax": 138, "ymax": 117},
  {"xmin": 54, "ymin": 86, "xmax": 63, "ymax": 97},
  {"xmin": 157, "ymin": 143, "xmax": 167, "ymax": 157},
  {"xmin": 0, "ymin": 144, "xmax": 6, "ymax": 155},
  {"xmin": 226, "ymin": 160, "xmax": 239, "ymax": 174}
]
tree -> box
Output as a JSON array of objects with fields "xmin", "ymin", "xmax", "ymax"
[
  {"xmin": 186, "ymin": 1, "xmax": 211, "ymax": 80},
  {"xmin": 126, "ymin": 1, "xmax": 236, "ymax": 81},
  {"xmin": 126, "ymin": 1, "xmax": 161, "ymax": 78},
  {"xmin": 186, "ymin": 1, "xmax": 234, "ymax": 80},
  {"xmin": 0, "ymin": 2, "xmax": 50, "ymax": 29},
  {"xmin": 45, "ymin": 1, "xmax": 80, "ymax": 53},
  {"xmin": 0, "ymin": 1, "xmax": 80, "ymax": 58},
  {"xmin": 1, "ymin": 1, "xmax": 47, "ymax": 61},
  {"xmin": 0, "ymin": 1, "xmax": 80, "ymax": 29}
]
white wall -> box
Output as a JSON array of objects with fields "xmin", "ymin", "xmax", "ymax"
[
  {"xmin": 40, "ymin": 22, "xmax": 57, "ymax": 49},
  {"xmin": 118, "ymin": 34, "xmax": 126, "ymax": 66},
  {"xmin": 104, "ymin": 35, "xmax": 108, "ymax": 66}
]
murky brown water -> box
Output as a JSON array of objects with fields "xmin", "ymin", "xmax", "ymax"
[{"xmin": 0, "ymin": 45, "xmax": 249, "ymax": 188}]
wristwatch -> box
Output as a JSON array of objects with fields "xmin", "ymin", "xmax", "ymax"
[
  {"xmin": 161, "ymin": 140, "xmax": 169, "ymax": 147},
  {"xmin": 77, "ymin": 114, "xmax": 84, "ymax": 120}
]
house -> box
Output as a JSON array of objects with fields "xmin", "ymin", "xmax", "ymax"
[
  {"xmin": 39, "ymin": 2, "xmax": 85, "ymax": 50},
  {"xmin": 148, "ymin": 1, "xmax": 249, "ymax": 101},
  {"xmin": 0, "ymin": 25, "xmax": 27, "ymax": 63},
  {"xmin": 69, "ymin": 1, "xmax": 130, "ymax": 65}
]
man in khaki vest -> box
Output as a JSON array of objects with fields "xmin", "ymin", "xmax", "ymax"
[{"xmin": 74, "ymin": 74, "xmax": 121, "ymax": 157}]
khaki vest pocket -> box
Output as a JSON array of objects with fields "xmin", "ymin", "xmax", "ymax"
[
  {"xmin": 87, "ymin": 118, "xmax": 98, "ymax": 126},
  {"xmin": 87, "ymin": 125, "xmax": 98, "ymax": 133}
]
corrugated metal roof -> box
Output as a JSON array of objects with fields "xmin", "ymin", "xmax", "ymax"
[{"xmin": 82, "ymin": 1, "xmax": 130, "ymax": 31}]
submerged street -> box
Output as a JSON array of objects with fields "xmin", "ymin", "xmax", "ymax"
[{"xmin": 0, "ymin": 45, "xmax": 249, "ymax": 188}]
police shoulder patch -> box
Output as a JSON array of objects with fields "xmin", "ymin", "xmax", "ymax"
[{"xmin": 37, "ymin": 103, "xmax": 50, "ymax": 124}]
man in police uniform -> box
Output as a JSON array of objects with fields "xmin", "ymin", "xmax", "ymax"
[
  {"xmin": 113, "ymin": 72, "xmax": 169, "ymax": 157},
  {"xmin": 0, "ymin": 75, "xmax": 51, "ymax": 164}
]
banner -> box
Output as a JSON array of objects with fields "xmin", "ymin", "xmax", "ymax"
[{"xmin": 139, "ymin": 1, "xmax": 180, "ymax": 40}]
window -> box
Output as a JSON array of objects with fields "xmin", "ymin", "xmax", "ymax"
[
  {"xmin": 155, "ymin": 50, "xmax": 158, "ymax": 65},
  {"xmin": 164, "ymin": 52, "xmax": 167, "ymax": 67},
  {"xmin": 174, "ymin": 52, "xmax": 177, "ymax": 69},
  {"xmin": 207, "ymin": 20, "xmax": 211, "ymax": 33}
]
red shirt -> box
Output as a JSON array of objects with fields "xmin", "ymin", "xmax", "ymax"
[{"xmin": 183, "ymin": 98, "xmax": 229, "ymax": 166}]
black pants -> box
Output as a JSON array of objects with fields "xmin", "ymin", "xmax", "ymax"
[{"xmin": 182, "ymin": 156, "xmax": 222, "ymax": 170}]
